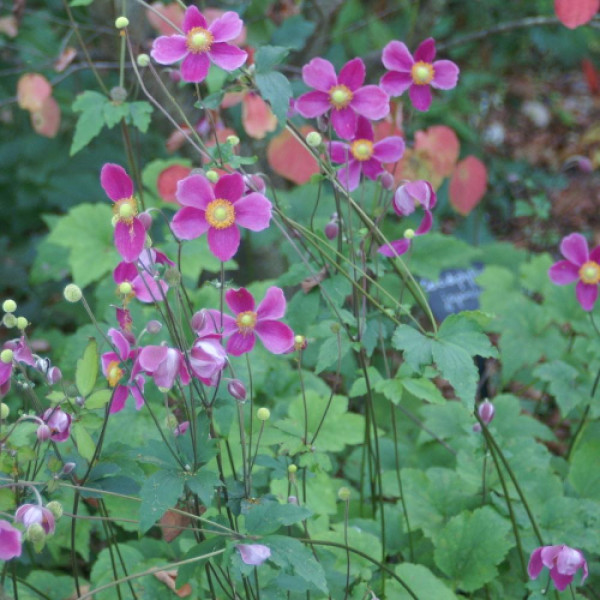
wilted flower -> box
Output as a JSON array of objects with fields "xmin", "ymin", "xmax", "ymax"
[
  {"xmin": 236, "ymin": 543, "xmax": 271, "ymax": 566},
  {"xmin": 528, "ymin": 545, "xmax": 588, "ymax": 591},
  {"xmin": 227, "ymin": 379, "xmax": 247, "ymax": 401},
  {"xmin": 15, "ymin": 504, "xmax": 55, "ymax": 535},
  {"xmin": 0, "ymin": 520, "xmax": 22, "ymax": 560}
]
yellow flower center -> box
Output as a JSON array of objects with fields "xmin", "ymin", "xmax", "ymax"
[
  {"xmin": 113, "ymin": 196, "xmax": 138, "ymax": 225},
  {"xmin": 350, "ymin": 139, "xmax": 374, "ymax": 161},
  {"xmin": 107, "ymin": 361, "xmax": 124, "ymax": 388},
  {"xmin": 205, "ymin": 199, "xmax": 235, "ymax": 229},
  {"xmin": 411, "ymin": 61, "xmax": 435, "ymax": 85},
  {"xmin": 186, "ymin": 27, "xmax": 214, "ymax": 53},
  {"xmin": 236, "ymin": 311, "xmax": 257, "ymax": 334},
  {"xmin": 579, "ymin": 261, "xmax": 600, "ymax": 285},
  {"xmin": 329, "ymin": 84, "xmax": 353, "ymax": 110}
]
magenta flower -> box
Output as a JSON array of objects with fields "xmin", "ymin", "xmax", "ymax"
[
  {"xmin": 189, "ymin": 314, "xmax": 228, "ymax": 386},
  {"xmin": 236, "ymin": 543, "xmax": 271, "ymax": 566},
  {"xmin": 171, "ymin": 172, "xmax": 272, "ymax": 262},
  {"xmin": 207, "ymin": 287, "xmax": 294, "ymax": 356},
  {"xmin": 0, "ymin": 337, "xmax": 36, "ymax": 397},
  {"xmin": 150, "ymin": 6, "xmax": 247, "ymax": 83},
  {"xmin": 329, "ymin": 116, "xmax": 404, "ymax": 191},
  {"xmin": 101, "ymin": 328, "xmax": 145, "ymax": 414},
  {"xmin": 39, "ymin": 407, "xmax": 72, "ymax": 442},
  {"xmin": 528, "ymin": 545, "xmax": 588, "ymax": 591},
  {"xmin": 378, "ymin": 180, "xmax": 436, "ymax": 257},
  {"xmin": 15, "ymin": 504, "xmax": 55, "ymax": 535},
  {"xmin": 101, "ymin": 164, "xmax": 146, "ymax": 263},
  {"xmin": 173, "ymin": 421, "xmax": 189, "ymax": 436},
  {"xmin": 295, "ymin": 57, "xmax": 390, "ymax": 139},
  {"xmin": 548, "ymin": 233, "xmax": 600, "ymax": 311},
  {"xmin": 0, "ymin": 520, "xmax": 22, "ymax": 560},
  {"xmin": 113, "ymin": 249, "xmax": 173, "ymax": 303},
  {"xmin": 380, "ymin": 38, "xmax": 459, "ymax": 112},
  {"xmin": 134, "ymin": 345, "xmax": 190, "ymax": 390}
]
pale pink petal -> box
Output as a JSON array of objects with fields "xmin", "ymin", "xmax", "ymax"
[
  {"xmin": 255, "ymin": 320, "xmax": 295, "ymax": 354},
  {"xmin": 138, "ymin": 346, "xmax": 168, "ymax": 372},
  {"xmin": 416, "ymin": 210, "xmax": 433, "ymax": 235},
  {"xmin": 208, "ymin": 225, "xmax": 240, "ymax": 262},
  {"xmin": 409, "ymin": 85, "xmax": 432, "ymax": 111},
  {"xmin": 560, "ymin": 233, "xmax": 589, "ymax": 266},
  {"xmin": 540, "ymin": 545, "xmax": 563, "ymax": 569},
  {"xmin": 236, "ymin": 544, "xmax": 271, "ymax": 566},
  {"xmin": 527, "ymin": 548, "xmax": 544, "ymax": 580},
  {"xmin": 150, "ymin": 35, "xmax": 188, "ymax": 65},
  {"xmin": 381, "ymin": 41, "xmax": 414, "ymax": 72},
  {"xmin": 556, "ymin": 548, "xmax": 586, "ymax": 576},
  {"xmin": 177, "ymin": 173, "xmax": 214, "ymax": 208},
  {"xmin": 329, "ymin": 141, "xmax": 351, "ymax": 164},
  {"xmin": 431, "ymin": 60, "xmax": 459, "ymax": 90},
  {"xmin": 338, "ymin": 57, "xmax": 365, "ymax": 91},
  {"xmin": 302, "ymin": 57, "xmax": 338, "ymax": 92},
  {"xmin": 182, "ymin": 5, "xmax": 207, "ymax": 33},
  {"xmin": 295, "ymin": 90, "xmax": 331, "ymax": 118},
  {"xmin": 132, "ymin": 272, "xmax": 168, "ymax": 303},
  {"xmin": 351, "ymin": 85, "xmax": 390, "ymax": 120},
  {"xmin": 549, "ymin": 569, "xmax": 573, "ymax": 592},
  {"xmin": 414, "ymin": 38, "xmax": 436, "ymax": 63},
  {"xmin": 171, "ymin": 207, "xmax": 209, "ymax": 240},
  {"xmin": 0, "ymin": 362, "xmax": 12, "ymax": 387},
  {"xmin": 548, "ymin": 260, "xmax": 580, "ymax": 285},
  {"xmin": 576, "ymin": 281, "xmax": 598, "ymax": 311},
  {"xmin": 234, "ymin": 193, "xmax": 272, "ymax": 231},
  {"xmin": 337, "ymin": 160, "xmax": 361, "ymax": 191},
  {"xmin": 380, "ymin": 71, "xmax": 413, "ymax": 96},
  {"xmin": 378, "ymin": 238, "xmax": 411, "ymax": 257},
  {"xmin": 101, "ymin": 163, "xmax": 133, "ymax": 201},
  {"xmin": 257, "ymin": 287, "xmax": 286, "ymax": 320},
  {"xmin": 227, "ymin": 331, "xmax": 255, "ymax": 356},
  {"xmin": 109, "ymin": 385, "xmax": 129, "ymax": 414},
  {"xmin": 361, "ymin": 158, "xmax": 384, "ymax": 181},
  {"xmin": 215, "ymin": 173, "xmax": 244, "ymax": 202},
  {"xmin": 101, "ymin": 351, "xmax": 119, "ymax": 377},
  {"xmin": 131, "ymin": 376, "xmax": 145, "ymax": 410},
  {"xmin": 108, "ymin": 328, "xmax": 130, "ymax": 360},
  {"xmin": 209, "ymin": 43, "xmax": 247, "ymax": 71},
  {"xmin": 208, "ymin": 11, "xmax": 243, "ymax": 42},
  {"xmin": 354, "ymin": 115, "xmax": 374, "ymax": 141},
  {"xmin": 114, "ymin": 219, "xmax": 145, "ymax": 263},
  {"xmin": 181, "ymin": 52, "xmax": 210, "ymax": 83},
  {"xmin": 331, "ymin": 106, "xmax": 357, "ymax": 139},
  {"xmin": 0, "ymin": 520, "xmax": 22, "ymax": 561},
  {"xmin": 206, "ymin": 309, "xmax": 238, "ymax": 334},
  {"xmin": 373, "ymin": 136, "xmax": 404, "ymax": 162},
  {"xmin": 226, "ymin": 288, "xmax": 255, "ymax": 314}
]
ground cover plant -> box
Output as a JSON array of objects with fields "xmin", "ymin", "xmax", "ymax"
[{"xmin": 1, "ymin": 0, "xmax": 600, "ymax": 598}]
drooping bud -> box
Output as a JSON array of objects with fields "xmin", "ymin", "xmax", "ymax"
[
  {"xmin": 46, "ymin": 367, "xmax": 62, "ymax": 385},
  {"xmin": 63, "ymin": 284, "xmax": 82, "ymax": 303},
  {"xmin": 379, "ymin": 172, "xmax": 394, "ymax": 190},
  {"xmin": 138, "ymin": 211, "xmax": 152, "ymax": 231},
  {"xmin": 137, "ymin": 53, "xmax": 150, "ymax": 68},
  {"xmin": 478, "ymin": 400, "xmax": 495, "ymax": 425},
  {"xmin": 324, "ymin": 220, "xmax": 339, "ymax": 240},
  {"xmin": 227, "ymin": 379, "xmax": 247, "ymax": 402},
  {"xmin": 2, "ymin": 299, "xmax": 17, "ymax": 313},
  {"xmin": 256, "ymin": 407, "xmax": 270, "ymax": 421},
  {"xmin": 25, "ymin": 523, "xmax": 46, "ymax": 544},
  {"xmin": 236, "ymin": 543, "xmax": 271, "ymax": 566},
  {"xmin": 36, "ymin": 424, "xmax": 51, "ymax": 442},
  {"xmin": 62, "ymin": 462, "xmax": 76, "ymax": 475}
]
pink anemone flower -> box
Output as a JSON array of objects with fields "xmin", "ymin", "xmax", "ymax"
[
  {"xmin": 378, "ymin": 180, "xmax": 436, "ymax": 257},
  {"xmin": 380, "ymin": 38, "xmax": 459, "ymax": 112},
  {"xmin": 39, "ymin": 407, "xmax": 72, "ymax": 442},
  {"xmin": 101, "ymin": 328, "xmax": 145, "ymax": 414},
  {"xmin": 113, "ymin": 249, "xmax": 174, "ymax": 303},
  {"xmin": 15, "ymin": 504, "xmax": 55, "ymax": 535},
  {"xmin": 528, "ymin": 545, "xmax": 588, "ymax": 592},
  {"xmin": 0, "ymin": 520, "xmax": 22, "ymax": 560},
  {"xmin": 171, "ymin": 172, "xmax": 272, "ymax": 262},
  {"xmin": 207, "ymin": 287, "xmax": 294, "ymax": 356},
  {"xmin": 134, "ymin": 345, "xmax": 190, "ymax": 390},
  {"xmin": 548, "ymin": 233, "xmax": 600, "ymax": 311},
  {"xmin": 236, "ymin": 543, "xmax": 271, "ymax": 566},
  {"xmin": 101, "ymin": 164, "xmax": 146, "ymax": 263},
  {"xmin": 189, "ymin": 311, "xmax": 228, "ymax": 385},
  {"xmin": 150, "ymin": 6, "xmax": 247, "ymax": 83},
  {"xmin": 295, "ymin": 57, "xmax": 390, "ymax": 139},
  {"xmin": 0, "ymin": 337, "xmax": 35, "ymax": 397},
  {"xmin": 329, "ymin": 116, "xmax": 404, "ymax": 191}
]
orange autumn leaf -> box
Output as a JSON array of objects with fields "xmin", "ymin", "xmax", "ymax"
[
  {"xmin": 31, "ymin": 96, "xmax": 60, "ymax": 138},
  {"xmin": 54, "ymin": 46, "xmax": 77, "ymax": 73},
  {"xmin": 267, "ymin": 126, "xmax": 320, "ymax": 185},
  {"xmin": 449, "ymin": 155, "xmax": 488, "ymax": 215},
  {"xmin": 17, "ymin": 73, "xmax": 52, "ymax": 112},
  {"xmin": 555, "ymin": 0, "xmax": 599, "ymax": 29},
  {"xmin": 242, "ymin": 93, "xmax": 277, "ymax": 139},
  {"xmin": 147, "ymin": 1, "xmax": 185, "ymax": 35},
  {"xmin": 414, "ymin": 125, "xmax": 460, "ymax": 178},
  {"xmin": 153, "ymin": 570, "xmax": 192, "ymax": 597}
]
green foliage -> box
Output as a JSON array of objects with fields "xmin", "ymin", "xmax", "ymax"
[{"xmin": 139, "ymin": 470, "xmax": 185, "ymax": 533}]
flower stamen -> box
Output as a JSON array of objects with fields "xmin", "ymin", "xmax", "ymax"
[
  {"xmin": 579, "ymin": 261, "xmax": 600, "ymax": 285},
  {"xmin": 186, "ymin": 27, "xmax": 214, "ymax": 53},
  {"xmin": 107, "ymin": 361, "xmax": 124, "ymax": 388},
  {"xmin": 350, "ymin": 139, "xmax": 374, "ymax": 161},
  {"xmin": 236, "ymin": 311, "xmax": 257, "ymax": 335},
  {"xmin": 411, "ymin": 61, "xmax": 435, "ymax": 85},
  {"xmin": 205, "ymin": 199, "xmax": 235, "ymax": 229},
  {"xmin": 329, "ymin": 84, "xmax": 353, "ymax": 110},
  {"xmin": 113, "ymin": 197, "xmax": 138, "ymax": 225}
]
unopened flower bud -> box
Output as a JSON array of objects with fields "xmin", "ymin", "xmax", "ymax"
[
  {"xmin": 46, "ymin": 367, "xmax": 62, "ymax": 385},
  {"xmin": 62, "ymin": 462, "xmax": 76, "ymax": 475},
  {"xmin": 138, "ymin": 211, "xmax": 152, "ymax": 230},
  {"xmin": 379, "ymin": 172, "xmax": 394, "ymax": 190},
  {"xmin": 146, "ymin": 320, "xmax": 162, "ymax": 334},
  {"xmin": 137, "ymin": 53, "xmax": 150, "ymax": 67},
  {"xmin": 228, "ymin": 379, "xmax": 247, "ymax": 402},
  {"xmin": 0, "ymin": 403, "xmax": 9, "ymax": 420},
  {"xmin": 115, "ymin": 16, "xmax": 129, "ymax": 29},
  {"xmin": 243, "ymin": 174, "xmax": 266, "ymax": 194},
  {"xmin": 206, "ymin": 170, "xmax": 219, "ymax": 183},
  {"xmin": 288, "ymin": 464, "xmax": 297, "ymax": 474},
  {"xmin": 324, "ymin": 221, "xmax": 339, "ymax": 240},
  {"xmin": 337, "ymin": 486, "xmax": 351, "ymax": 501},
  {"xmin": 2, "ymin": 299, "xmax": 17, "ymax": 313},
  {"xmin": 403, "ymin": 228, "xmax": 415, "ymax": 240},
  {"xmin": 287, "ymin": 495, "xmax": 298, "ymax": 505},
  {"xmin": 16, "ymin": 317, "xmax": 28, "ymax": 330},
  {"xmin": 0, "ymin": 349, "xmax": 13, "ymax": 364},
  {"xmin": 226, "ymin": 135, "xmax": 240, "ymax": 146},
  {"xmin": 46, "ymin": 501, "xmax": 63, "ymax": 520},
  {"xmin": 3, "ymin": 314, "xmax": 17, "ymax": 328},
  {"xmin": 478, "ymin": 400, "xmax": 495, "ymax": 425},
  {"xmin": 26, "ymin": 523, "xmax": 45, "ymax": 543},
  {"xmin": 306, "ymin": 131, "xmax": 322, "ymax": 148},
  {"xmin": 36, "ymin": 424, "xmax": 51, "ymax": 442},
  {"xmin": 63, "ymin": 284, "xmax": 82, "ymax": 303},
  {"xmin": 118, "ymin": 282, "xmax": 133, "ymax": 296},
  {"xmin": 256, "ymin": 407, "xmax": 270, "ymax": 421},
  {"xmin": 110, "ymin": 86, "xmax": 128, "ymax": 103}
]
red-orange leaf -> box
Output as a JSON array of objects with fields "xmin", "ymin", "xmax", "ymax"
[
  {"xmin": 449, "ymin": 156, "xmax": 487, "ymax": 215},
  {"xmin": 267, "ymin": 126, "xmax": 320, "ymax": 185},
  {"xmin": 555, "ymin": 0, "xmax": 599, "ymax": 28},
  {"xmin": 414, "ymin": 125, "xmax": 460, "ymax": 178},
  {"xmin": 17, "ymin": 73, "xmax": 52, "ymax": 112},
  {"xmin": 157, "ymin": 164, "xmax": 192, "ymax": 203}
]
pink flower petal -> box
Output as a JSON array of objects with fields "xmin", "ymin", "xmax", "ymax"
[
  {"xmin": 215, "ymin": 173, "xmax": 244, "ymax": 203},
  {"xmin": 380, "ymin": 71, "xmax": 413, "ymax": 97},
  {"xmin": 414, "ymin": 38, "xmax": 436, "ymax": 63},
  {"xmin": 208, "ymin": 225, "xmax": 241, "ymax": 262},
  {"xmin": 177, "ymin": 174, "xmax": 214, "ymax": 208},
  {"xmin": 236, "ymin": 543, "xmax": 271, "ymax": 566},
  {"xmin": 0, "ymin": 520, "xmax": 22, "ymax": 560},
  {"xmin": 209, "ymin": 43, "xmax": 247, "ymax": 71},
  {"xmin": 206, "ymin": 309, "xmax": 238, "ymax": 335},
  {"xmin": 548, "ymin": 260, "xmax": 580, "ymax": 285},
  {"xmin": 373, "ymin": 136, "xmax": 404, "ymax": 163},
  {"xmin": 255, "ymin": 320, "xmax": 295, "ymax": 354},
  {"xmin": 556, "ymin": 547, "xmax": 586, "ymax": 575},
  {"xmin": 227, "ymin": 331, "xmax": 255, "ymax": 356},
  {"xmin": 131, "ymin": 377, "xmax": 145, "ymax": 409},
  {"xmin": 560, "ymin": 233, "xmax": 589, "ymax": 266},
  {"xmin": 101, "ymin": 163, "xmax": 133, "ymax": 201},
  {"xmin": 114, "ymin": 261, "xmax": 137, "ymax": 284},
  {"xmin": 226, "ymin": 288, "xmax": 255, "ymax": 314},
  {"xmin": 337, "ymin": 160, "xmax": 362, "ymax": 191},
  {"xmin": 257, "ymin": 287, "xmax": 286, "ymax": 320},
  {"xmin": 138, "ymin": 346, "xmax": 169, "ymax": 372},
  {"xmin": 338, "ymin": 58, "xmax": 365, "ymax": 91},
  {"xmin": 101, "ymin": 351, "xmax": 119, "ymax": 377},
  {"xmin": 361, "ymin": 157, "xmax": 384, "ymax": 181},
  {"xmin": 549, "ymin": 568, "xmax": 573, "ymax": 592},
  {"xmin": 431, "ymin": 60, "xmax": 459, "ymax": 90},
  {"xmin": 576, "ymin": 280, "xmax": 598, "ymax": 311},
  {"xmin": 409, "ymin": 84, "xmax": 432, "ymax": 111},
  {"xmin": 329, "ymin": 141, "xmax": 351, "ymax": 164},
  {"xmin": 590, "ymin": 245, "xmax": 600, "ymax": 263},
  {"xmin": 527, "ymin": 548, "xmax": 544, "ymax": 579},
  {"xmin": 150, "ymin": 35, "xmax": 188, "ymax": 65},
  {"xmin": 378, "ymin": 238, "xmax": 411, "ymax": 257},
  {"xmin": 181, "ymin": 52, "xmax": 211, "ymax": 83},
  {"xmin": 108, "ymin": 328, "xmax": 130, "ymax": 360},
  {"xmin": 171, "ymin": 207, "xmax": 209, "ymax": 240},
  {"xmin": 132, "ymin": 272, "xmax": 168, "ymax": 303},
  {"xmin": 354, "ymin": 115, "xmax": 374, "ymax": 141},
  {"xmin": 234, "ymin": 193, "xmax": 272, "ymax": 231},
  {"xmin": 114, "ymin": 218, "xmax": 146, "ymax": 263},
  {"xmin": 351, "ymin": 85, "xmax": 390, "ymax": 120},
  {"xmin": 302, "ymin": 57, "xmax": 338, "ymax": 92},
  {"xmin": 295, "ymin": 90, "xmax": 331, "ymax": 118},
  {"xmin": 182, "ymin": 5, "xmax": 207, "ymax": 33},
  {"xmin": 209, "ymin": 11, "xmax": 243, "ymax": 43},
  {"xmin": 109, "ymin": 385, "xmax": 129, "ymax": 414},
  {"xmin": 416, "ymin": 210, "xmax": 433, "ymax": 235},
  {"xmin": 382, "ymin": 41, "xmax": 414, "ymax": 72},
  {"xmin": 331, "ymin": 106, "xmax": 357, "ymax": 139}
]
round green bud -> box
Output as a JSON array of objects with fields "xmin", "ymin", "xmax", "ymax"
[
  {"xmin": 137, "ymin": 53, "xmax": 150, "ymax": 67},
  {"xmin": 337, "ymin": 486, "xmax": 351, "ymax": 501},
  {"xmin": 3, "ymin": 314, "xmax": 17, "ymax": 328},
  {"xmin": 330, "ymin": 323, "xmax": 340, "ymax": 334},
  {"xmin": 257, "ymin": 407, "xmax": 271, "ymax": 421},
  {"xmin": 63, "ymin": 284, "xmax": 82, "ymax": 303},
  {"xmin": 115, "ymin": 16, "xmax": 129, "ymax": 29},
  {"xmin": 306, "ymin": 131, "xmax": 322, "ymax": 148},
  {"xmin": 403, "ymin": 228, "xmax": 415, "ymax": 240},
  {"xmin": 0, "ymin": 403, "xmax": 9, "ymax": 420},
  {"xmin": 110, "ymin": 86, "xmax": 127, "ymax": 103},
  {"xmin": 0, "ymin": 349, "xmax": 14, "ymax": 364},
  {"xmin": 26, "ymin": 523, "xmax": 45, "ymax": 543},
  {"xmin": 226, "ymin": 135, "xmax": 240, "ymax": 146},
  {"xmin": 2, "ymin": 299, "xmax": 17, "ymax": 313},
  {"xmin": 288, "ymin": 464, "xmax": 297, "ymax": 474},
  {"xmin": 16, "ymin": 317, "xmax": 28, "ymax": 330},
  {"xmin": 118, "ymin": 282, "xmax": 133, "ymax": 296},
  {"xmin": 206, "ymin": 170, "xmax": 219, "ymax": 183},
  {"xmin": 46, "ymin": 501, "xmax": 63, "ymax": 520}
]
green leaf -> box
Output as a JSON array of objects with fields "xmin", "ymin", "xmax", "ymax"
[
  {"xmin": 388, "ymin": 564, "xmax": 458, "ymax": 599},
  {"xmin": 70, "ymin": 0, "xmax": 94, "ymax": 6},
  {"xmin": 402, "ymin": 377, "xmax": 446, "ymax": 404},
  {"xmin": 255, "ymin": 71, "xmax": 292, "ymax": 124},
  {"xmin": 392, "ymin": 325, "xmax": 433, "ymax": 371},
  {"xmin": 271, "ymin": 16, "xmax": 315, "ymax": 51},
  {"xmin": 102, "ymin": 101, "xmax": 129, "ymax": 128},
  {"xmin": 255, "ymin": 46, "xmax": 290, "ymax": 73},
  {"xmin": 75, "ymin": 338, "xmax": 98, "ymax": 397},
  {"xmin": 244, "ymin": 502, "xmax": 312, "ymax": 535},
  {"xmin": 70, "ymin": 91, "xmax": 107, "ymax": 155},
  {"xmin": 128, "ymin": 101, "xmax": 153, "ymax": 132},
  {"xmin": 176, "ymin": 537, "xmax": 226, "ymax": 587},
  {"xmin": 85, "ymin": 389, "xmax": 112, "ymax": 410},
  {"xmin": 186, "ymin": 469, "xmax": 221, "ymax": 506},
  {"xmin": 433, "ymin": 506, "xmax": 512, "ymax": 592},
  {"xmin": 534, "ymin": 360, "xmax": 586, "ymax": 416},
  {"xmin": 139, "ymin": 470, "xmax": 184, "ymax": 533},
  {"xmin": 315, "ymin": 335, "xmax": 350, "ymax": 374},
  {"xmin": 569, "ymin": 441, "xmax": 600, "ymax": 501},
  {"xmin": 73, "ymin": 423, "xmax": 95, "ymax": 462},
  {"xmin": 374, "ymin": 378, "xmax": 404, "ymax": 404}
]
